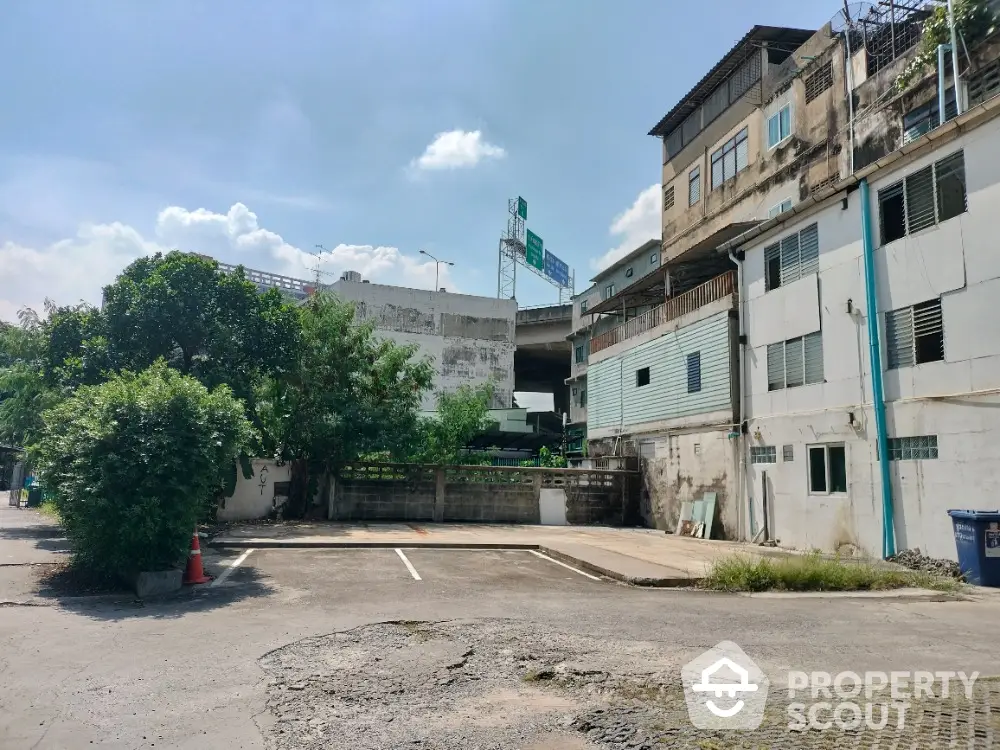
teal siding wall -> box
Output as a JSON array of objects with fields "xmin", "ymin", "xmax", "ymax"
[{"xmin": 587, "ymin": 310, "xmax": 733, "ymax": 431}]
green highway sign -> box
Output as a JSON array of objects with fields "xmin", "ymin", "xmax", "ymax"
[
  {"xmin": 517, "ymin": 196, "xmax": 527, "ymax": 220},
  {"xmin": 525, "ymin": 229, "xmax": 544, "ymax": 270}
]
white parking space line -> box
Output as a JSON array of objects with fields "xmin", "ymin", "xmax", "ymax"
[
  {"xmin": 529, "ymin": 550, "xmax": 602, "ymax": 581},
  {"xmin": 395, "ymin": 548, "xmax": 422, "ymax": 581},
  {"xmin": 210, "ymin": 548, "xmax": 255, "ymax": 587}
]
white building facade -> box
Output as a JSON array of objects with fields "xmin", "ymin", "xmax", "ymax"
[
  {"xmin": 330, "ymin": 277, "xmax": 517, "ymax": 411},
  {"xmin": 733, "ymin": 102, "xmax": 1000, "ymax": 561}
]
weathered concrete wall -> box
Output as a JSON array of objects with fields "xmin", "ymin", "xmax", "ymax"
[
  {"xmin": 330, "ymin": 280, "xmax": 517, "ymax": 410},
  {"xmin": 590, "ymin": 428, "xmax": 737, "ymax": 539},
  {"xmin": 218, "ymin": 459, "xmax": 292, "ymax": 522},
  {"xmin": 660, "ymin": 26, "xmax": 846, "ymax": 264},
  {"xmin": 325, "ymin": 464, "xmax": 640, "ymax": 526}
]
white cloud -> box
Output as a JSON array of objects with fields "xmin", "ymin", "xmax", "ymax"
[
  {"xmin": 411, "ymin": 129, "xmax": 505, "ymax": 171},
  {"xmin": 0, "ymin": 202, "xmax": 457, "ymax": 322},
  {"xmin": 591, "ymin": 184, "xmax": 662, "ymax": 272}
]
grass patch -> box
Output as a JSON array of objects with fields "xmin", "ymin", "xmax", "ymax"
[
  {"xmin": 37, "ymin": 499, "xmax": 61, "ymax": 523},
  {"xmin": 700, "ymin": 553, "xmax": 962, "ymax": 593}
]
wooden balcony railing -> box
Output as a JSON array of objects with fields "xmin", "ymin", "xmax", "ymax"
[{"xmin": 590, "ymin": 270, "xmax": 736, "ymax": 354}]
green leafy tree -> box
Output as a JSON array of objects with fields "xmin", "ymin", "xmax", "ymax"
[
  {"xmin": 100, "ymin": 251, "xmax": 301, "ymax": 428},
  {"xmin": 411, "ymin": 383, "xmax": 496, "ymax": 464},
  {"xmin": 41, "ymin": 302, "xmax": 112, "ymax": 388},
  {"xmin": 258, "ymin": 292, "xmax": 434, "ymax": 517},
  {"xmin": 895, "ymin": 0, "xmax": 997, "ymax": 92},
  {"xmin": 35, "ymin": 362, "xmax": 255, "ymax": 578},
  {"xmin": 0, "ymin": 309, "xmax": 61, "ymax": 448}
]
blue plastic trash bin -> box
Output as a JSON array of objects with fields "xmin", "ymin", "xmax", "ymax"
[{"xmin": 947, "ymin": 510, "xmax": 1000, "ymax": 587}]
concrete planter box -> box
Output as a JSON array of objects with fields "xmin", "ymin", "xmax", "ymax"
[{"xmin": 132, "ymin": 569, "xmax": 183, "ymax": 598}]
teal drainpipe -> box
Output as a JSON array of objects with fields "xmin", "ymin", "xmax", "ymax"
[{"xmin": 859, "ymin": 178, "xmax": 896, "ymax": 558}]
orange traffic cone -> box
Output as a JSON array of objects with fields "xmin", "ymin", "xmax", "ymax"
[{"xmin": 183, "ymin": 530, "xmax": 212, "ymax": 585}]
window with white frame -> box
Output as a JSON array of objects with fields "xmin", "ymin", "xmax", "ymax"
[
  {"xmin": 768, "ymin": 199, "xmax": 793, "ymax": 218},
  {"xmin": 885, "ymin": 298, "xmax": 944, "ymax": 369},
  {"xmin": 887, "ymin": 435, "xmax": 938, "ymax": 460},
  {"xmin": 763, "ymin": 223, "xmax": 819, "ymax": 292},
  {"xmin": 767, "ymin": 104, "xmax": 791, "ymax": 149},
  {"xmin": 750, "ymin": 446, "xmax": 776, "ymax": 464},
  {"xmin": 603, "ymin": 283, "xmax": 616, "ymax": 299},
  {"xmin": 878, "ymin": 150, "xmax": 967, "ymax": 244},
  {"xmin": 710, "ymin": 127, "xmax": 749, "ymax": 189},
  {"xmin": 688, "ymin": 166, "xmax": 701, "ymax": 206},
  {"xmin": 767, "ymin": 331, "xmax": 824, "ymax": 391},
  {"xmin": 574, "ymin": 344, "xmax": 588, "ymax": 364},
  {"xmin": 650, "ymin": 252, "xmax": 658, "ymax": 265},
  {"xmin": 808, "ymin": 444, "xmax": 847, "ymax": 494}
]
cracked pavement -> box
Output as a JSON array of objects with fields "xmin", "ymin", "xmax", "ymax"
[{"xmin": 4, "ymin": 507, "xmax": 1000, "ymax": 748}]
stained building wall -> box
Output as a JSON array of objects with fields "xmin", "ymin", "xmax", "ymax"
[{"xmin": 329, "ymin": 279, "xmax": 517, "ymax": 410}]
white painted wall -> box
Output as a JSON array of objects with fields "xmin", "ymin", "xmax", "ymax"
[
  {"xmin": 217, "ymin": 459, "xmax": 292, "ymax": 522},
  {"xmin": 741, "ymin": 114, "xmax": 1000, "ymax": 560},
  {"xmin": 330, "ymin": 280, "xmax": 517, "ymax": 410}
]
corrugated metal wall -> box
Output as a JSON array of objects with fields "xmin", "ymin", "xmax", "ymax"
[{"xmin": 587, "ymin": 310, "xmax": 733, "ymax": 431}]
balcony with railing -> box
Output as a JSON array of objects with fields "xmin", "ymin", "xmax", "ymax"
[{"xmin": 589, "ymin": 270, "xmax": 736, "ymax": 355}]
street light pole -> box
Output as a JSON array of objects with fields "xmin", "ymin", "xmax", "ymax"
[{"xmin": 419, "ymin": 249, "xmax": 455, "ymax": 291}]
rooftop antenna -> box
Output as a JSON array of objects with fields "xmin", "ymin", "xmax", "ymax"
[{"xmin": 310, "ymin": 244, "xmax": 339, "ymax": 289}]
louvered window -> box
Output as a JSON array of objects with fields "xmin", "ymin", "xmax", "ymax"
[
  {"xmin": 782, "ymin": 445, "xmax": 794, "ymax": 462},
  {"xmin": 878, "ymin": 150, "xmax": 967, "ymax": 244},
  {"xmin": 689, "ymin": 166, "xmax": 701, "ymax": 206},
  {"xmin": 886, "ymin": 298, "xmax": 944, "ymax": 369},
  {"xmin": 804, "ymin": 60, "xmax": 834, "ymax": 103},
  {"xmin": 902, "ymin": 89, "xmax": 957, "ymax": 144},
  {"xmin": 767, "ymin": 331, "xmax": 824, "ymax": 391},
  {"xmin": 686, "ymin": 351, "xmax": 702, "ymax": 393},
  {"xmin": 905, "ymin": 165, "xmax": 936, "ymax": 233},
  {"xmin": 968, "ymin": 59, "xmax": 1000, "ymax": 107},
  {"xmin": 767, "ymin": 338, "xmax": 785, "ymax": 391},
  {"xmin": 663, "ymin": 186, "xmax": 675, "ymax": 211},
  {"xmin": 764, "ymin": 223, "xmax": 819, "ymax": 291}
]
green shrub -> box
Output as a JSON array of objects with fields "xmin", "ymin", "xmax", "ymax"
[
  {"xmin": 36, "ymin": 362, "xmax": 255, "ymax": 578},
  {"xmin": 700, "ymin": 553, "xmax": 961, "ymax": 593}
]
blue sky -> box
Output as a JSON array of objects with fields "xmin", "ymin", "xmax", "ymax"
[{"xmin": 0, "ymin": 0, "xmax": 833, "ymax": 320}]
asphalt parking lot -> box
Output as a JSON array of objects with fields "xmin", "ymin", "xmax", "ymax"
[{"xmin": 5, "ymin": 509, "xmax": 1000, "ymax": 749}]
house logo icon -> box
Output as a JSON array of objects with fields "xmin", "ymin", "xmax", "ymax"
[{"xmin": 682, "ymin": 641, "xmax": 769, "ymax": 730}]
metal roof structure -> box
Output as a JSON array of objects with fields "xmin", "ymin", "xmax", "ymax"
[{"xmin": 648, "ymin": 26, "xmax": 815, "ymax": 139}]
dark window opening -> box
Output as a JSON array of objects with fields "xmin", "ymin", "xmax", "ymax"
[
  {"xmin": 764, "ymin": 244, "xmax": 782, "ymax": 291},
  {"xmin": 936, "ymin": 151, "xmax": 967, "ymax": 222},
  {"xmin": 808, "ymin": 447, "xmax": 827, "ymax": 493},
  {"xmin": 686, "ymin": 351, "xmax": 702, "ymax": 393},
  {"xmin": 828, "ymin": 446, "xmax": 847, "ymax": 493},
  {"xmin": 580, "ymin": 390, "xmax": 587, "ymax": 407},
  {"xmin": 879, "ymin": 182, "xmax": 906, "ymax": 244},
  {"xmin": 625, "ymin": 267, "xmax": 634, "ymax": 278},
  {"xmin": 913, "ymin": 298, "xmax": 944, "ymax": 364},
  {"xmin": 636, "ymin": 367, "xmax": 650, "ymax": 387}
]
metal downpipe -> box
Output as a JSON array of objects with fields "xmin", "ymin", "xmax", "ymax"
[{"xmin": 859, "ymin": 178, "xmax": 896, "ymax": 558}]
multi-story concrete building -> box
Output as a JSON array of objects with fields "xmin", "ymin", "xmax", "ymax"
[
  {"xmin": 715, "ymin": 2, "xmax": 1000, "ymax": 560},
  {"xmin": 581, "ymin": 23, "xmax": 856, "ymax": 537},
  {"xmin": 329, "ymin": 275, "xmax": 517, "ymax": 412}
]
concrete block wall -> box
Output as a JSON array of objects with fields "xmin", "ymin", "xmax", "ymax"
[{"xmin": 326, "ymin": 464, "xmax": 639, "ymax": 526}]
